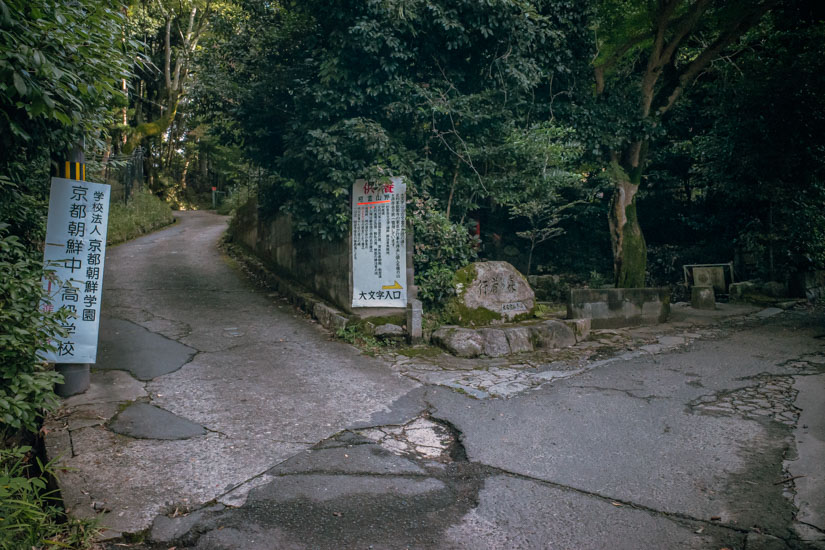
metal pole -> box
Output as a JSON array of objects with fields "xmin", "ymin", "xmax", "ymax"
[{"xmin": 54, "ymin": 138, "xmax": 91, "ymax": 397}]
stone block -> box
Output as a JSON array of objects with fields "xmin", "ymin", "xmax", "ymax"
[
  {"xmin": 729, "ymin": 281, "xmax": 757, "ymax": 301},
  {"xmin": 529, "ymin": 320, "xmax": 576, "ymax": 349},
  {"xmin": 691, "ymin": 286, "xmax": 715, "ymax": 310},
  {"xmin": 478, "ymin": 328, "xmax": 511, "ymax": 357},
  {"xmin": 374, "ymin": 323, "xmax": 404, "ymax": 340},
  {"xmin": 562, "ymin": 318, "xmax": 591, "ymax": 343},
  {"xmin": 432, "ymin": 327, "xmax": 484, "ymax": 358},
  {"xmin": 313, "ymin": 302, "xmax": 348, "ymax": 332},
  {"xmin": 504, "ymin": 327, "xmax": 534, "ymax": 354},
  {"xmin": 691, "ymin": 266, "xmax": 726, "ymax": 292},
  {"xmin": 406, "ymin": 299, "xmax": 423, "ymax": 344},
  {"xmin": 567, "ymin": 288, "xmax": 670, "ymax": 329}
]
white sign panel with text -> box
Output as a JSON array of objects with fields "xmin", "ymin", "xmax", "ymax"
[
  {"xmin": 41, "ymin": 177, "xmax": 110, "ymax": 363},
  {"xmin": 352, "ymin": 177, "xmax": 406, "ymax": 308}
]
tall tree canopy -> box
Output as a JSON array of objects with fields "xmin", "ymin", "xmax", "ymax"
[
  {"xmin": 583, "ymin": 0, "xmax": 780, "ymax": 287},
  {"xmin": 197, "ymin": 0, "xmax": 591, "ymax": 239},
  {"xmin": 637, "ymin": 1, "xmax": 825, "ymax": 283},
  {"xmin": 1, "ymin": 0, "xmax": 132, "ymax": 241}
]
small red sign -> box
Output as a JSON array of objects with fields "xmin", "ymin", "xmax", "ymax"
[{"xmin": 211, "ymin": 186, "xmax": 217, "ymax": 191}]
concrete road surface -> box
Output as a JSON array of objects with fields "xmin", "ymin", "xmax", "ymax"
[{"xmin": 43, "ymin": 211, "xmax": 824, "ymax": 549}]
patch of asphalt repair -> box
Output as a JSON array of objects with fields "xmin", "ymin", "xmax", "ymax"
[
  {"xmin": 108, "ymin": 402, "xmax": 207, "ymax": 440},
  {"xmin": 95, "ymin": 317, "xmax": 198, "ymax": 380}
]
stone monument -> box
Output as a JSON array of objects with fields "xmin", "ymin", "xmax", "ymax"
[{"xmin": 446, "ymin": 261, "xmax": 535, "ymax": 326}]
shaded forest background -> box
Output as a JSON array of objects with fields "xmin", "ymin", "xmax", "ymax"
[{"xmin": 4, "ymin": 0, "xmax": 824, "ymax": 293}]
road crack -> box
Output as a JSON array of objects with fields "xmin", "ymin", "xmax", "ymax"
[{"xmin": 569, "ymin": 384, "xmax": 669, "ymax": 402}]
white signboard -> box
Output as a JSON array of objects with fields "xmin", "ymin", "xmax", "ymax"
[
  {"xmin": 40, "ymin": 177, "xmax": 110, "ymax": 363},
  {"xmin": 352, "ymin": 177, "xmax": 407, "ymax": 308}
]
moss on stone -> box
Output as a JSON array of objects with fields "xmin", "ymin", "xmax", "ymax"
[
  {"xmin": 445, "ymin": 262, "xmax": 539, "ymax": 326},
  {"xmin": 617, "ymin": 199, "xmax": 647, "ymax": 288},
  {"xmin": 452, "ymin": 264, "xmax": 478, "ymax": 296},
  {"xmin": 734, "ymin": 293, "xmax": 787, "ymax": 307},
  {"xmin": 510, "ymin": 310, "xmax": 535, "ymax": 323},
  {"xmin": 396, "ymin": 345, "xmax": 443, "ymax": 358},
  {"xmin": 444, "ymin": 300, "xmax": 502, "ymax": 327}
]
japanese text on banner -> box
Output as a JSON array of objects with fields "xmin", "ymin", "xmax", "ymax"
[
  {"xmin": 352, "ymin": 177, "xmax": 406, "ymax": 308},
  {"xmin": 40, "ymin": 177, "xmax": 111, "ymax": 363}
]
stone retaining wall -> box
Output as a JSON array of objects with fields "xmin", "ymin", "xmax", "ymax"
[
  {"xmin": 567, "ymin": 288, "xmax": 670, "ymax": 329},
  {"xmin": 231, "ymin": 198, "xmax": 352, "ymax": 312}
]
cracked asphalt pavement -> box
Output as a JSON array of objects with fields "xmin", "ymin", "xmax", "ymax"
[{"xmin": 43, "ymin": 211, "xmax": 825, "ymax": 549}]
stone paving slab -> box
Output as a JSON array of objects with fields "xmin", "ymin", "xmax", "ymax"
[{"xmin": 787, "ymin": 373, "xmax": 825, "ymax": 539}]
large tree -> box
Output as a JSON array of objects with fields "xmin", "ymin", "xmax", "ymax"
[
  {"xmin": 587, "ymin": 0, "xmax": 779, "ymax": 287},
  {"xmin": 119, "ymin": 0, "xmax": 212, "ymax": 192}
]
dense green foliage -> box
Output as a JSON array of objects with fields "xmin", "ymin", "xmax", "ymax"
[
  {"xmin": 0, "ymin": 446, "xmax": 98, "ymax": 548},
  {"xmin": 198, "ymin": 0, "xmax": 591, "ymax": 239},
  {"xmin": 639, "ymin": 2, "xmax": 825, "ymax": 283},
  {"xmin": 194, "ymin": 0, "xmax": 823, "ymax": 296},
  {"xmin": 582, "ymin": 0, "xmax": 783, "ymax": 286},
  {"xmin": 1, "ymin": 0, "xmax": 131, "ymax": 437},
  {"xmin": 0, "ymin": 0, "xmax": 132, "ymax": 157},
  {"xmin": 0, "ymin": 224, "xmax": 64, "ymax": 436},
  {"xmin": 692, "ymin": 10, "xmax": 825, "ymax": 277},
  {"xmin": 1, "ymin": 0, "xmax": 133, "ymax": 258},
  {"xmin": 411, "ymin": 197, "xmax": 478, "ymax": 309},
  {"xmin": 118, "ymin": 0, "xmax": 226, "ymax": 198}
]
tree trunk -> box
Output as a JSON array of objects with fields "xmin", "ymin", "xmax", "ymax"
[{"xmin": 607, "ymin": 162, "xmax": 647, "ymax": 288}]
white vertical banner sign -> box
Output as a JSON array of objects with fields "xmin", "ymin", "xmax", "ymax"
[
  {"xmin": 40, "ymin": 177, "xmax": 110, "ymax": 363},
  {"xmin": 352, "ymin": 177, "xmax": 407, "ymax": 308}
]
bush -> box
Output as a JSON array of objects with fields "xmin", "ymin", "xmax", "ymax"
[
  {"xmin": 411, "ymin": 198, "xmax": 478, "ymax": 311},
  {"xmin": 0, "ymin": 446, "xmax": 99, "ymax": 549},
  {"xmin": 0, "ymin": 226, "xmax": 65, "ymax": 437},
  {"xmin": 107, "ymin": 191, "xmax": 175, "ymax": 245}
]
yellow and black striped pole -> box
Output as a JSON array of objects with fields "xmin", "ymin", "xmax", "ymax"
[{"xmin": 59, "ymin": 160, "xmax": 86, "ymax": 181}]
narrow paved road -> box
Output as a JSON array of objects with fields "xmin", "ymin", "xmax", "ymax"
[
  {"xmin": 47, "ymin": 212, "xmax": 825, "ymax": 549},
  {"xmin": 49, "ymin": 211, "xmax": 417, "ymax": 533}
]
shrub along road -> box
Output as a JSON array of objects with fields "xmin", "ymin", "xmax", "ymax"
[{"xmin": 44, "ymin": 211, "xmax": 824, "ymax": 549}]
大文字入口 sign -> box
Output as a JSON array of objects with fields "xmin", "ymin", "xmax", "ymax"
[
  {"xmin": 352, "ymin": 177, "xmax": 406, "ymax": 308},
  {"xmin": 40, "ymin": 177, "xmax": 111, "ymax": 363}
]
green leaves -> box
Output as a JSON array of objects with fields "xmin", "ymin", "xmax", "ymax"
[
  {"xmin": 198, "ymin": 0, "xmax": 590, "ymax": 238},
  {"xmin": 412, "ymin": 197, "xmax": 478, "ymax": 309},
  {"xmin": 1, "ymin": 445, "xmax": 100, "ymax": 547},
  {"xmin": 0, "ymin": 0, "xmax": 133, "ymax": 154},
  {"xmin": 0, "ymin": 225, "xmax": 65, "ymax": 435},
  {"xmin": 12, "ymin": 71, "xmax": 26, "ymax": 96}
]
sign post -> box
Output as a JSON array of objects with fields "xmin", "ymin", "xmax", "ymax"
[
  {"xmin": 351, "ymin": 177, "xmax": 407, "ymax": 308},
  {"xmin": 42, "ymin": 150, "xmax": 110, "ymax": 396}
]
